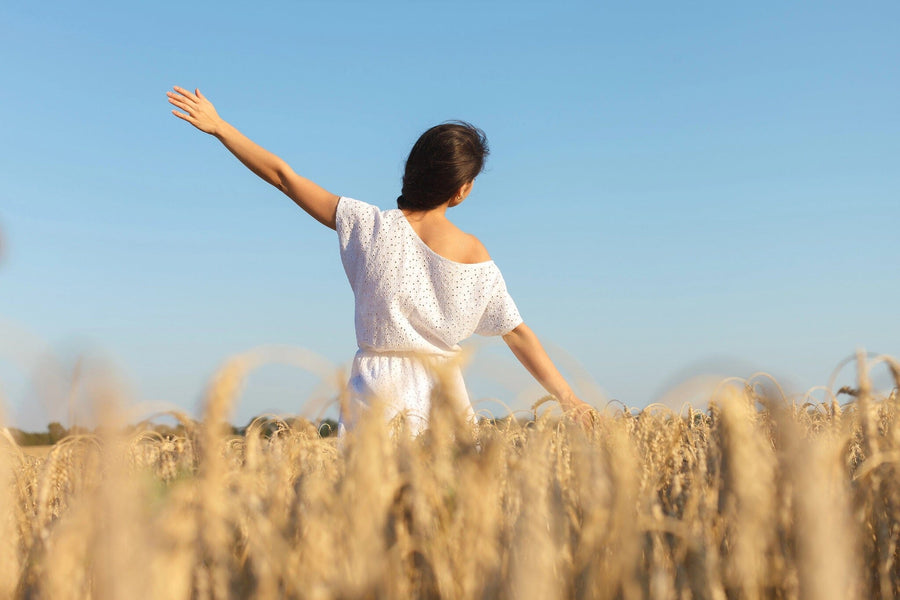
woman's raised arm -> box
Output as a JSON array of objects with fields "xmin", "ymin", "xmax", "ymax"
[{"xmin": 167, "ymin": 86, "xmax": 340, "ymax": 229}]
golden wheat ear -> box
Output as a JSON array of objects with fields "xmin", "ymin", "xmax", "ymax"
[{"xmin": 6, "ymin": 350, "xmax": 897, "ymax": 597}]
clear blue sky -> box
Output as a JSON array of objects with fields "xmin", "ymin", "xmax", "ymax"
[{"xmin": 1, "ymin": 1, "xmax": 898, "ymax": 429}]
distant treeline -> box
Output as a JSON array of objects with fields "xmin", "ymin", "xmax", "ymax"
[{"xmin": 7, "ymin": 417, "xmax": 341, "ymax": 446}]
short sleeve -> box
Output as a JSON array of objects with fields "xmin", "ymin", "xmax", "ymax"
[
  {"xmin": 474, "ymin": 270, "xmax": 523, "ymax": 337},
  {"xmin": 336, "ymin": 197, "xmax": 381, "ymax": 287},
  {"xmin": 336, "ymin": 197, "xmax": 379, "ymax": 251}
]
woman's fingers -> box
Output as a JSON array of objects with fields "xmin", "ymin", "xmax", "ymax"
[
  {"xmin": 172, "ymin": 85, "xmax": 198, "ymax": 103},
  {"xmin": 563, "ymin": 401, "xmax": 596, "ymax": 430},
  {"xmin": 171, "ymin": 110, "xmax": 196, "ymax": 124},
  {"xmin": 167, "ymin": 90, "xmax": 194, "ymax": 107},
  {"xmin": 168, "ymin": 98, "xmax": 195, "ymax": 116}
]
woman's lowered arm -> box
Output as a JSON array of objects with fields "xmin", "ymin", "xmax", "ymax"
[
  {"xmin": 502, "ymin": 322, "xmax": 593, "ymax": 421},
  {"xmin": 167, "ymin": 86, "xmax": 339, "ymax": 229}
]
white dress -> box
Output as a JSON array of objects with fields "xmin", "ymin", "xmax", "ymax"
[{"xmin": 335, "ymin": 196, "xmax": 523, "ymax": 434}]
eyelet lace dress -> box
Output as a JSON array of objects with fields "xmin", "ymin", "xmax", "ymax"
[{"xmin": 335, "ymin": 196, "xmax": 523, "ymax": 435}]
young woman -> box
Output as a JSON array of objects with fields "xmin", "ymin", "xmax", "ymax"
[{"xmin": 167, "ymin": 86, "xmax": 592, "ymax": 434}]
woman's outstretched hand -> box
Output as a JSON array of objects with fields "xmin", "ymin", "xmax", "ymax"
[{"xmin": 167, "ymin": 86, "xmax": 223, "ymax": 136}]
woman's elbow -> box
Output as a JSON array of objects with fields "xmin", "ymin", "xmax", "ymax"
[{"xmin": 271, "ymin": 160, "xmax": 294, "ymax": 193}]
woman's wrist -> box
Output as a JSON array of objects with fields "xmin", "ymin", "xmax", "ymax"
[
  {"xmin": 556, "ymin": 389, "xmax": 579, "ymax": 407},
  {"xmin": 212, "ymin": 118, "xmax": 232, "ymax": 140}
]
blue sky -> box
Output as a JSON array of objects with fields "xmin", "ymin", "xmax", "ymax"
[{"xmin": 1, "ymin": 1, "xmax": 898, "ymax": 429}]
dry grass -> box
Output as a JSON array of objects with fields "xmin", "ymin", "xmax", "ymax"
[
  {"xmin": 18, "ymin": 446, "xmax": 53, "ymax": 459},
  {"xmin": 1, "ymin": 351, "xmax": 899, "ymax": 599}
]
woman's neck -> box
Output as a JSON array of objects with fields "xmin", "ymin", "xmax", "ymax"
[{"xmin": 401, "ymin": 202, "xmax": 451, "ymax": 223}]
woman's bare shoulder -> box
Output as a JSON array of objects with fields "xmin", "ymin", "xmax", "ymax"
[
  {"xmin": 464, "ymin": 233, "xmax": 492, "ymax": 263},
  {"xmin": 411, "ymin": 214, "xmax": 494, "ymax": 264}
]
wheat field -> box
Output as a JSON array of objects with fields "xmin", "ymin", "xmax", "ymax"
[{"xmin": 1, "ymin": 351, "xmax": 899, "ymax": 599}]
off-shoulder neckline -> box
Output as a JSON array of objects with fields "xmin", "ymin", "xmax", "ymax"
[{"xmin": 392, "ymin": 209, "xmax": 495, "ymax": 268}]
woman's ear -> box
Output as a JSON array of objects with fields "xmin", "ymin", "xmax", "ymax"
[
  {"xmin": 450, "ymin": 181, "xmax": 474, "ymax": 207},
  {"xmin": 447, "ymin": 181, "xmax": 475, "ymax": 208}
]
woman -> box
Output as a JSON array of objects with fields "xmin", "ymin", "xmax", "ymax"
[{"xmin": 167, "ymin": 86, "xmax": 592, "ymax": 433}]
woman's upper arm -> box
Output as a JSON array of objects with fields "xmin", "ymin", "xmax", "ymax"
[
  {"xmin": 502, "ymin": 322, "xmax": 529, "ymax": 345},
  {"xmin": 277, "ymin": 165, "xmax": 341, "ymax": 229}
]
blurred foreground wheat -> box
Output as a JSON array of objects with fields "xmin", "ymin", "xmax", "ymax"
[{"xmin": 2, "ymin": 352, "xmax": 900, "ymax": 599}]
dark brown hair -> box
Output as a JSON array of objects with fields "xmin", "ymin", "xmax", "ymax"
[{"xmin": 397, "ymin": 121, "xmax": 489, "ymax": 211}]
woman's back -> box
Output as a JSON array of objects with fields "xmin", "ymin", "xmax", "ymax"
[
  {"xmin": 336, "ymin": 195, "xmax": 523, "ymax": 433},
  {"xmin": 336, "ymin": 196, "xmax": 522, "ymax": 356}
]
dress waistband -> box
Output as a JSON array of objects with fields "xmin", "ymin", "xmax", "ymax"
[{"xmin": 355, "ymin": 348, "xmax": 459, "ymax": 360}]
